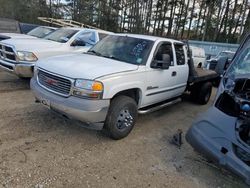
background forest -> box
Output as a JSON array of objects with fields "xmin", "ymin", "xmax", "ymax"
[{"xmin": 0, "ymin": 0, "xmax": 249, "ymax": 43}]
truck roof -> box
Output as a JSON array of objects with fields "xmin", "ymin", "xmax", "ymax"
[
  {"xmin": 116, "ymin": 33, "xmax": 183, "ymax": 43},
  {"xmin": 62, "ymin": 27, "xmax": 113, "ymax": 34}
]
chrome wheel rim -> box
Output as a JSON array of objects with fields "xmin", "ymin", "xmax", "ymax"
[{"xmin": 116, "ymin": 109, "xmax": 133, "ymax": 130}]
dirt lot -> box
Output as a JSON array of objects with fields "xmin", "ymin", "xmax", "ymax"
[{"xmin": 0, "ymin": 70, "xmax": 248, "ymax": 188}]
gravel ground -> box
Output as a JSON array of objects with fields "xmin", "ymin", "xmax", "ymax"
[{"xmin": 0, "ymin": 70, "xmax": 248, "ymax": 188}]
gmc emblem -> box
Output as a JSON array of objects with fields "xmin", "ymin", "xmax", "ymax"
[{"xmin": 45, "ymin": 77, "xmax": 58, "ymax": 86}]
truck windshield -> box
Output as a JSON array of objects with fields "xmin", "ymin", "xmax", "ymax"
[
  {"xmin": 88, "ymin": 35, "xmax": 154, "ymax": 65},
  {"xmin": 216, "ymin": 51, "xmax": 235, "ymax": 59},
  {"xmin": 44, "ymin": 28, "xmax": 78, "ymax": 43},
  {"xmin": 27, "ymin": 27, "xmax": 55, "ymax": 38},
  {"xmin": 227, "ymin": 39, "xmax": 250, "ymax": 77}
]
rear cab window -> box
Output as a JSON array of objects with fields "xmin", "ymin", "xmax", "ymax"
[{"xmin": 174, "ymin": 43, "xmax": 186, "ymax": 65}]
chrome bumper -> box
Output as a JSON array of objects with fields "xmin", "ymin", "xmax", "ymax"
[
  {"xmin": 0, "ymin": 59, "xmax": 34, "ymax": 77},
  {"xmin": 30, "ymin": 78, "xmax": 110, "ymax": 130}
]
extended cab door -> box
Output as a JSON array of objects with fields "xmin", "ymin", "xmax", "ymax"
[
  {"xmin": 143, "ymin": 42, "xmax": 184, "ymax": 106},
  {"xmin": 172, "ymin": 43, "xmax": 189, "ymax": 95}
]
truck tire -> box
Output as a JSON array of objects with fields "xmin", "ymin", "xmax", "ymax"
[
  {"xmin": 190, "ymin": 82, "xmax": 212, "ymax": 105},
  {"xmin": 104, "ymin": 95, "xmax": 138, "ymax": 140},
  {"xmin": 190, "ymin": 86, "xmax": 199, "ymax": 101},
  {"xmin": 197, "ymin": 82, "xmax": 212, "ymax": 105}
]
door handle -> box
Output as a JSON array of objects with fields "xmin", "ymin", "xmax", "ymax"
[{"xmin": 172, "ymin": 71, "xmax": 177, "ymax": 77}]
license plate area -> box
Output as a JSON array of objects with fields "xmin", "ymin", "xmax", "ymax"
[{"xmin": 41, "ymin": 98, "xmax": 51, "ymax": 109}]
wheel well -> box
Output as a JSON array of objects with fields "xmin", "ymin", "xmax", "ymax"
[{"xmin": 112, "ymin": 89, "xmax": 141, "ymax": 104}]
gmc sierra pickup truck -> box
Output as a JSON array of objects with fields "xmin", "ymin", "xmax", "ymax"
[
  {"xmin": 31, "ymin": 34, "xmax": 218, "ymax": 139},
  {"xmin": 0, "ymin": 27, "xmax": 112, "ymax": 77}
]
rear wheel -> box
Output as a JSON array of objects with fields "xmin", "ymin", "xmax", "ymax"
[
  {"xmin": 190, "ymin": 82, "xmax": 212, "ymax": 105},
  {"xmin": 104, "ymin": 95, "xmax": 138, "ymax": 140},
  {"xmin": 197, "ymin": 63, "xmax": 202, "ymax": 68}
]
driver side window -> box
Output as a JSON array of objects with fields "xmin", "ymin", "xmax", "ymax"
[
  {"xmin": 154, "ymin": 43, "xmax": 174, "ymax": 66},
  {"xmin": 76, "ymin": 31, "xmax": 96, "ymax": 44}
]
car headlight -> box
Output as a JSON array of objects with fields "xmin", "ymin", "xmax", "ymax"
[
  {"xmin": 73, "ymin": 79, "xmax": 103, "ymax": 99},
  {"xmin": 17, "ymin": 51, "xmax": 38, "ymax": 62}
]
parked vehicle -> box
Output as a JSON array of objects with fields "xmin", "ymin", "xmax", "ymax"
[
  {"xmin": 19, "ymin": 23, "xmax": 40, "ymax": 34},
  {"xmin": 0, "ymin": 26, "xmax": 56, "ymax": 41},
  {"xmin": 190, "ymin": 46, "xmax": 206, "ymax": 68},
  {"xmin": 0, "ymin": 27, "xmax": 112, "ymax": 77},
  {"xmin": 186, "ymin": 35, "xmax": 250, "ymax": 185},
  {"xmin": 206, "ymin": 50, "xmax": 235, "ymax": 71},
  {"xmin": 30, "ymin": 34, "xmax": 218, "ymax": 140},
  {"xmin": 205, "ymin": 51, "xmax": 236, "ymax": 86}
]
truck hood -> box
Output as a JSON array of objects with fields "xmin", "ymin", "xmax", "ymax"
[
  {"xmin": 0, "ymin": 33, "xmax": 36, "ymax": 39},
  {"xmin": 1, "ymin": 38, "xmax": 62, "ymax": 51},
  {"xmin": 37, "ymin": 54, "xmax": 139, "ymax": 80}
]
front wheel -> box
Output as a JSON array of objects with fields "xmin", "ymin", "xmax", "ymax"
[{"xmin": 104, "ymin": 95, "xmax": 138, "ymax": 140}]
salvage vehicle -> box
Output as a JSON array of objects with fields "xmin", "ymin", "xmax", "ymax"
[
  {"xmin": 206, "ymin": 51, "xmax": 235, "ymax": 71},
  {"xmin": 190, "ymin": 46, "xmax": 206, "ymax": 68},
  {"xmin": 186, "ymin": 35, "xmax": 250, "ymax": 185},
  {"xmin": 0, "ymin": 26, "xmax": 56, "ymax": 41},
  {"xmin": 30, "ymin": 34, "xmax": 217, "ymax": 140},
  {"xmin": 0, "ymin": 27, "xmax": 112, "ymax": 77}
]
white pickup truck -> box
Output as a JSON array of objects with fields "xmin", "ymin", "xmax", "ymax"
[
  {"xmin": 0, "ymin": 27, "xmax": 112, "ymax": 77},
  {"xmin": 31, "ymin": 34, "xmax": 218, "ymax": 139},
  {"xmin": 0, "ymin": 26, "xmax": 56, "ymax": 41}
]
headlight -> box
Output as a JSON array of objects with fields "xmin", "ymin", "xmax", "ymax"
[
  {"xmin": 73, "ymin": 79, "xmax": 103, "ymax": 99},
  {"xmin": 17, "ymin": 51, "xmax": 38, "ymax": 62}
]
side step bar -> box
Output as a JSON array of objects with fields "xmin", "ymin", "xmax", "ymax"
[{"xmin": 138, "ymin": 98, "xmax": 182, "ymax": 114}]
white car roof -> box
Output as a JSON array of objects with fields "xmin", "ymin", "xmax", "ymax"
[
  {"xmin": 115, "ymin": 33, "xmax": 183, "ymax": 44},
  {"xmin": 38, "ymin": 26, "xmax": 57, "ymax": 30},
  {"xmin": 60, "ymin": 27, "xmax": 113, "ymax": 34},
  {"xmin": 220, "ymin": 50, "xmax": 235, "ymax": 53}
]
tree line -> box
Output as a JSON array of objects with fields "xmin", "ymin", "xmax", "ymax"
[{"xmin": 0, "ymin": 0, "xmax": 249, "ymax": 43}]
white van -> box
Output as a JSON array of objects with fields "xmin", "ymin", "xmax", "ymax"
[{"xmin": 190, "ymin": 46, "xmax": 206, "ymax": 68}]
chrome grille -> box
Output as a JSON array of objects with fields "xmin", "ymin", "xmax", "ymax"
[
  {"xmin": 0, "ymin": 44, "xmax": 17, "ymax": 63},
  {"xmin": 38, "ymin": 69, "xmax": 72, "ymax": 96}
]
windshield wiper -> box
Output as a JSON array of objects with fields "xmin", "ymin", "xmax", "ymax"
[
  {"xmin": 87, "ymin": 50, "xmax": 102, "ymax": 56},
  {"xmin": 101, "ymin": 55, "xmax": 122, "ymax": 61},
  {"xmin": 45, "ymin": 38, "xmax": 55, "ymax": 42}
]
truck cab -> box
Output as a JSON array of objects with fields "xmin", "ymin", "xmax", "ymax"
[
  {"xmin": 31, "ymin": 34, "xmax": 216, "ymax": 139},
  {"xmin": 0, "ymin": 27, "xmax": 112, "ymax": 77}
]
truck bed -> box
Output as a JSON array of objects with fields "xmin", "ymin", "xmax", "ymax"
[{"xmin": 188, "ymin": 67, "xmax": 218, "ymax": 83}]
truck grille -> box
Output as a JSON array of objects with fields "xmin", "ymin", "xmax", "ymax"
[
  {"xmin": 37, "ymin": 69, "xmax": 72, "ymax": 96},
  {"xmin": 0, "ymin": 44, "xmax": 17, "ymax": 62}
]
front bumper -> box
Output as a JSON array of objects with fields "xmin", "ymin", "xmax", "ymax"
[
  {"xmin": 0, "ymin": 59, "xmax": 34, "ymax": 77},
  {"xmin": 186, "ymin": 107, "xmax": 250, "ymax": 185},
  {"xmin": 30, "ymin": 78, "xmax": 110, "ymax": 130}
]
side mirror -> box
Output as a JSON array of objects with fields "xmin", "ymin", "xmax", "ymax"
[
  {"xmin": 71, "ymin": 39, "xmax": 86, "ymax": 47},
  {"xmin": 151, "ymin": 54, "xmax": 171, "ymax": 69}
]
